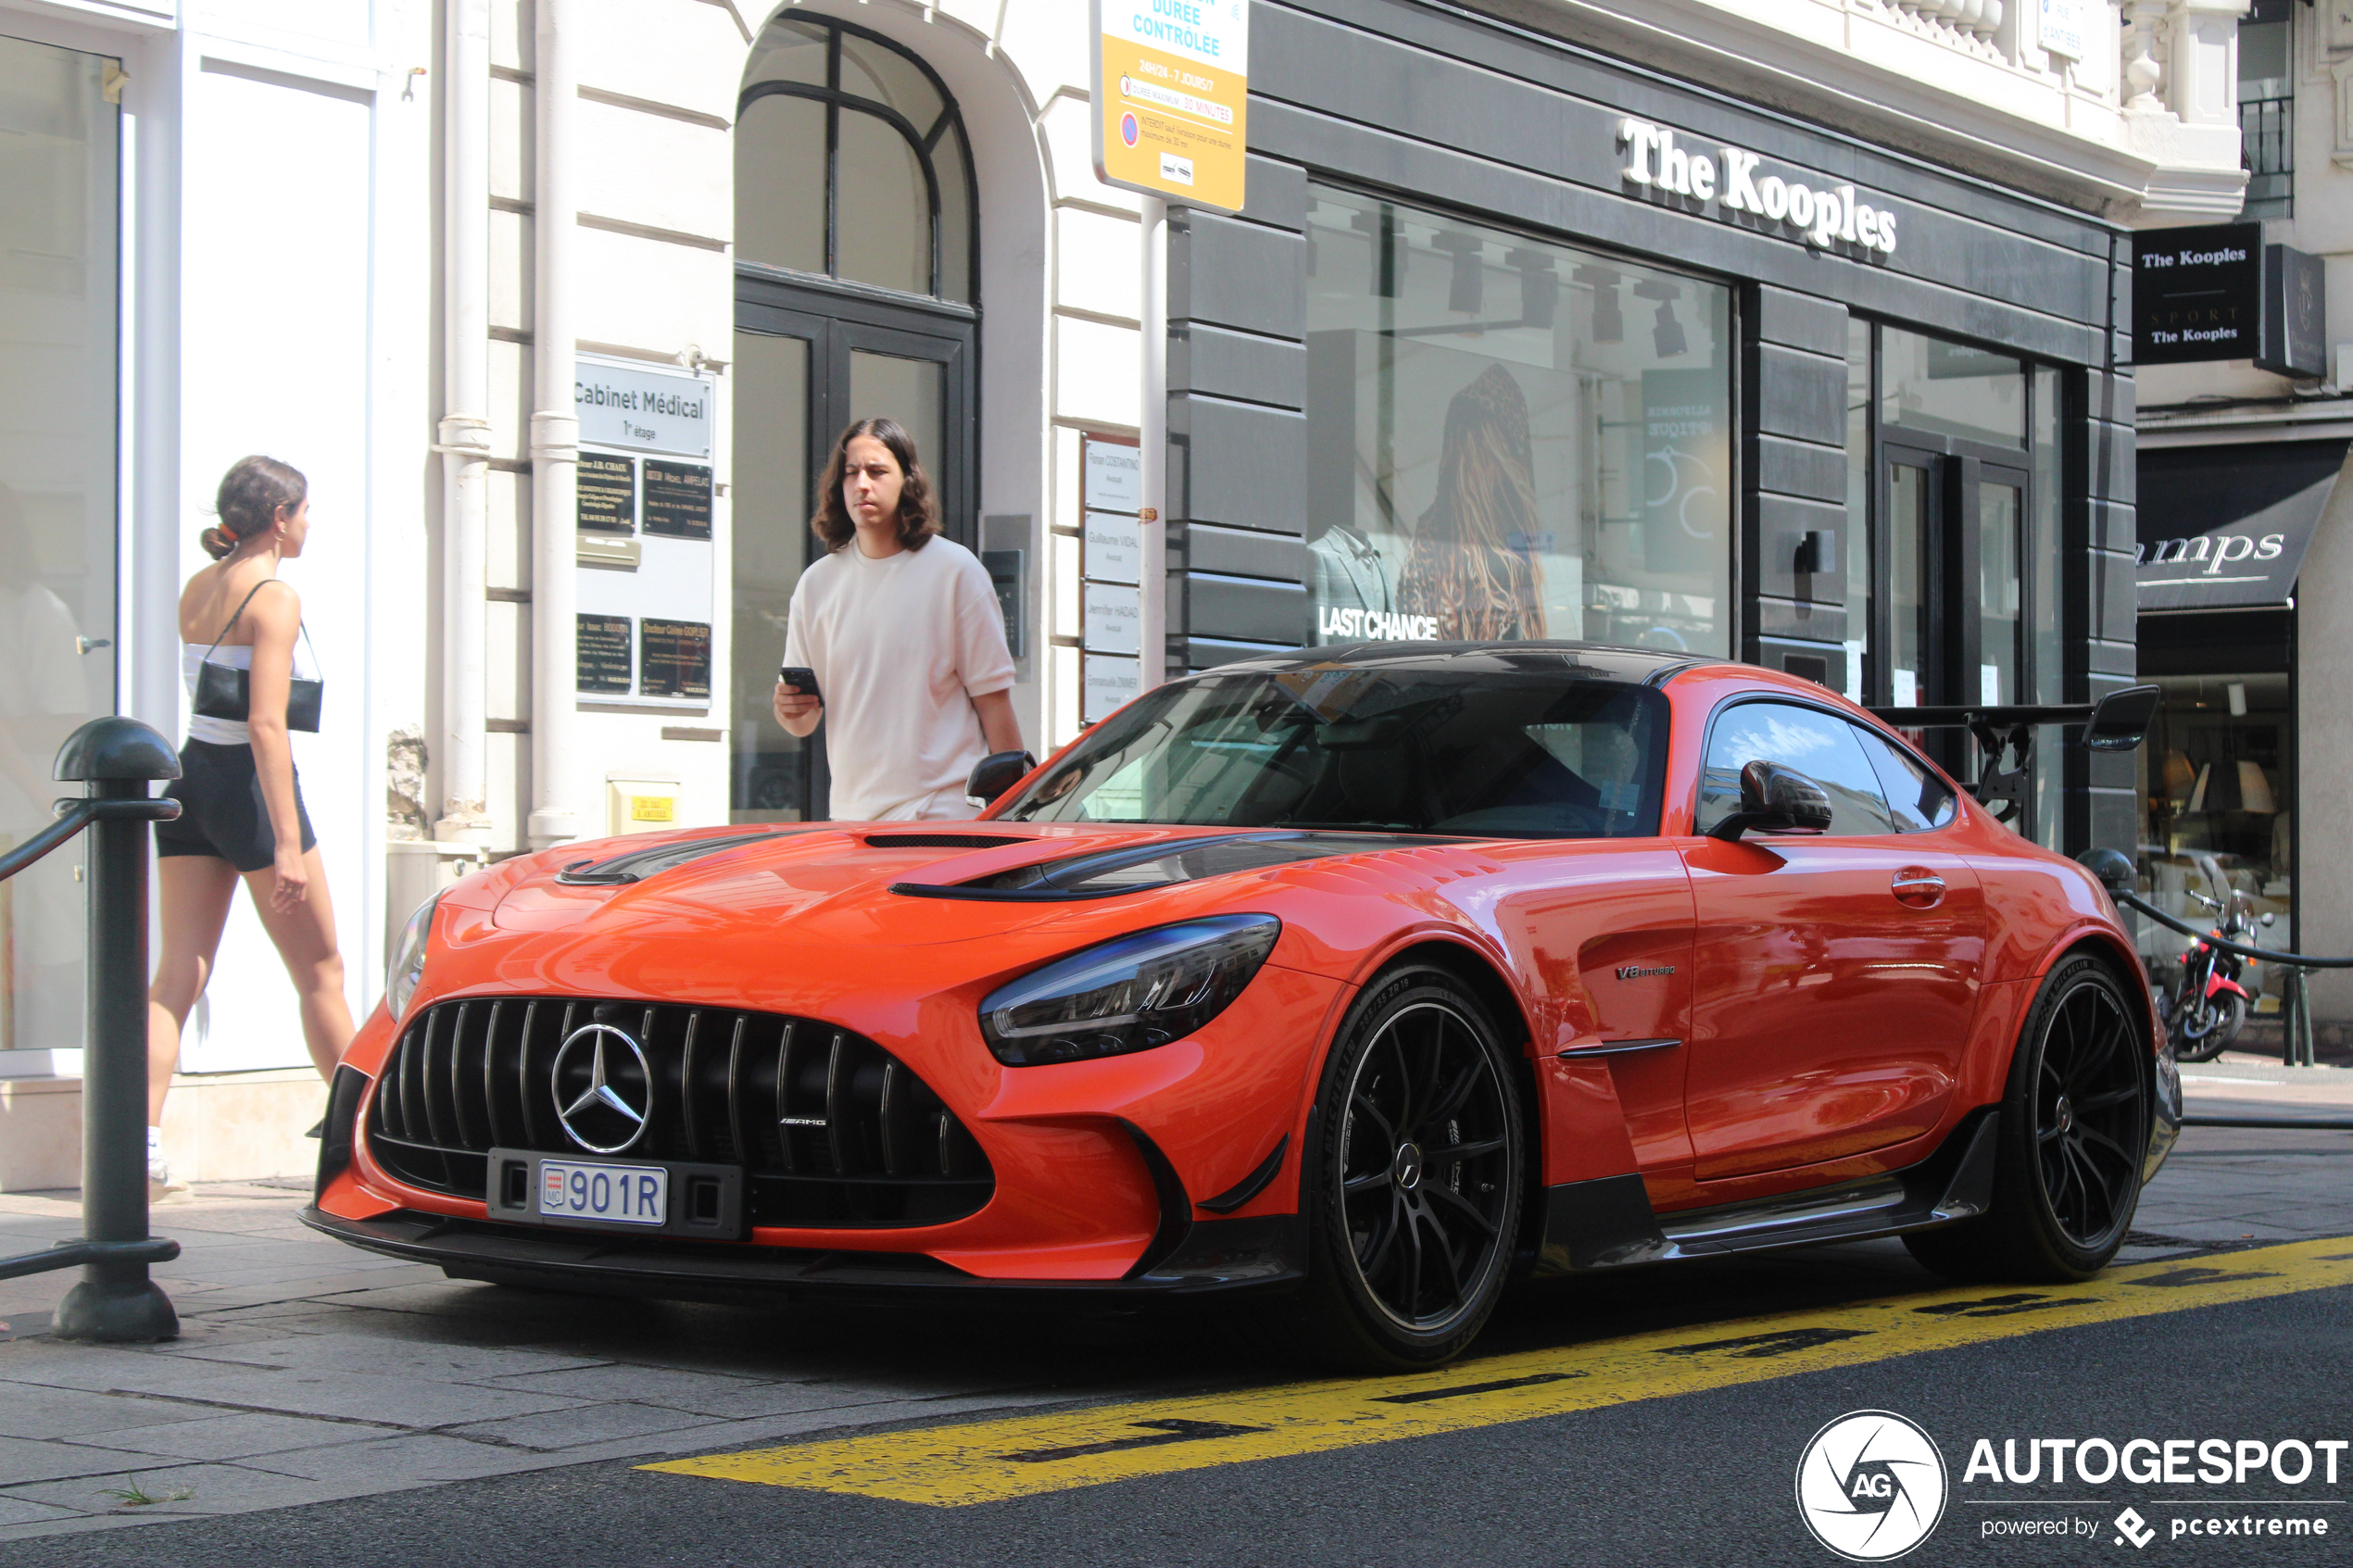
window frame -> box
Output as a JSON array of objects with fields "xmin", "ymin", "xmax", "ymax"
[
  {"xmin": 736, "ymin": 14, "xmax": 978, "ymax": 304},
  {"xmin": 1692, "ymin": 690, "xmax": 1959, "ymax": 839}
]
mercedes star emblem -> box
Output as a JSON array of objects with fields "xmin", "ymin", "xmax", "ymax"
[{"xmin": 550, "ymin": 1022, "xmax": 653, "ymax": 1154}]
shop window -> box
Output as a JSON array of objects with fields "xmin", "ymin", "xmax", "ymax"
[
  {"xmin": 2138, "ymin": 672, "xmax": 2294, "ymax": 953},
  {"xmin": 0, "ymin": 34, "xmax": 117, "ymax": 1056},
  {"xmin": 1879, "ymin": 326, "xmax": 2023, "ymax": 448},
  {"xmin": 1303, "ymin": 187, "xmax": 1732, "ymax": 656},
  {"xmin": 736, "ymin": 15, "xmax": 975, "ymax": 302}
]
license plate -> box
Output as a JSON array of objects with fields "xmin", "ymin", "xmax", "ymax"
[{"xmin": 537, "ymin": 1159, "xmax": 667, "ymax": 1226}]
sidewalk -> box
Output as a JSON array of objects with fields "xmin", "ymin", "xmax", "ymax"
[
  {"xmin": 2, "ymin": 1069, "xmax": 2348, "ymax": 1544},
  {"xmin": 0, "ymin": 1182, "xmax": 1098, "ymax": 1543}
]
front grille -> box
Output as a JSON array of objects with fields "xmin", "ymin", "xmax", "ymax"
[{"xmin": 367, "ymin": 998, "xmax": 995, "ymax": 1228}]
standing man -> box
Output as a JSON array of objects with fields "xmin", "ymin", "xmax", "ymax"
[{"xmin": 773, "ymin": 418, "xmax": 1025, "ymax": 821}]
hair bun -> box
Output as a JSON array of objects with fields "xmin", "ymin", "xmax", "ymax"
[{"xmin": 199, "ymin": 525, "xmax": 234, "ymax": 560}]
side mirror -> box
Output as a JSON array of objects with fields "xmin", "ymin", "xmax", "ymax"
[
  {"xmin": 2075, "ymin": 847, "xmax": 2136, "ymax": 897},
  {"xmin": 964, "ymin": 749, "xmax": 1037, "ymax": 809},
  {"xmin": 2082, "ymin": 684, "xmax": 2161, "ymax": 753},
  {"xmin": 1706, "ymin": 760, "xmax": 1833, "ymax": 842}
]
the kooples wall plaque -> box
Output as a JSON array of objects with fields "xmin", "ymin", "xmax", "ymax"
[
  {"xmin": 1617, "ymin": 117, "xmax": 1898, "ymax": 256},
  {"xmin": 2134, "ymin": 224, "xmax": 2260, "ymax": 364}
]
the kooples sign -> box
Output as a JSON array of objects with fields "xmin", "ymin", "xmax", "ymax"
[
  {"xmin": 1617, "ymin": 117, "xmax": 1898, "ymax": 256},
  {"xmin": 2133, "ymin": 223, "xmax": 2260, "ymax": 365}
]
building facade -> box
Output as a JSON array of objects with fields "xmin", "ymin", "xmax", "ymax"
[
  {"xmin": 2130, "ymin": 0, "xmax": 2353, "ymax": 1022},
  {"xmin": 0, "ymin": 0, "xmax": 2246, "ymax": 1185}
]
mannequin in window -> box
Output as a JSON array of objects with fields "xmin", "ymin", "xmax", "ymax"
[
  {"xmin": 1306, "ymin": 475, "xmax": 1391, "ymax": 639},
  {"xmin": 1394, "ymin": 364, "xmax": 1546, "ymax": 642}
]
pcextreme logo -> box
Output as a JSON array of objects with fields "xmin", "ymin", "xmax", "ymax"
[{"xmin": 1796, "ymin": 1411, "xmax": 1950, "ymax": 1562}]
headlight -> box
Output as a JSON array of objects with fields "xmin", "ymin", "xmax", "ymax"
[
  {"xmin": 978, "ymin": 914, "xmax": 1280, "ymax": 1066},
  {"xmin": 384, "ymin": 889, "xmax": 445, "ymax": 1022}
]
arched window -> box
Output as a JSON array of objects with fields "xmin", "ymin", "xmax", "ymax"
[{"xmin": 736, "ymin": 14, "xmax": 975, "ymax": 302}]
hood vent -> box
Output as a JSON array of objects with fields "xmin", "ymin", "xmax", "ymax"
[
  {"xmin": 893, "ymin": 831, "xmax": 1441, "ymax": 901},
  {"xmin": 554, "ymin": 829, "xmax": 792, "ymax": 886},
  {"xmin": 862, "ymin": 833, "xmax": 1033, "ymax": 850}
]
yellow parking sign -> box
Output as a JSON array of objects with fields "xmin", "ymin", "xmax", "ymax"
[{"xmin": 1091, "ymin": 0, "xmax": 1250, "ymax": 213}]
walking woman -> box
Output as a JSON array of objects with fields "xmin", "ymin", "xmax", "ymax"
[{"xmin": 145, "ymin": 457, "xmax": 354, "ymax": 1197}]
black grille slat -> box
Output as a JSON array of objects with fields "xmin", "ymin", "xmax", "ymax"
[
  {"xmin": 480, "ymin": 1000, "xmax": 508, "ymax": 1148},
  {"xmin": 417, "ymin": 1008, "xmax": 451, "ymax": 1150},
  {"xmin": 447, "ymin": 1004, "xmax": 481, "ymax": 1151},
  {"xmin": 677, "ymin": 1010, "xmax": 703, "ymax": 1161},
  {"xmin": 366, "ymin": 997, "xmax": 993, "ymax": 1227},
  {"xmin": 724, "ymin": 1012, "xmax": 749, "ymax": 1166}
]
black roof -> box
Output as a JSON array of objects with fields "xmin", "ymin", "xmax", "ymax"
[{"xmin": 1199, "ymin": 640, "xmax": 1710, "ymax": 688}]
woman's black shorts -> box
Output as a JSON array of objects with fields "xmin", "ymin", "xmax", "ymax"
[{"xmin": 155, "ymin": 740, "xmax": 319, "ymax": 873}]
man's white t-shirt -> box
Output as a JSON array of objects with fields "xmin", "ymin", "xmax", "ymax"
[{"xmin": 783, "ymin": 535, "xmax": 1017, "ymax": 822}]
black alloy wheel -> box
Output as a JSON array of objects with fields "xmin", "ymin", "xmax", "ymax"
[
  {"xmin": 1906, "ymin": 954, "xmax": 2148, "ymax": 1283},
  {"xmin": 1280, "ymin": 965, "xmax": 1524, "ymax": 1369}
]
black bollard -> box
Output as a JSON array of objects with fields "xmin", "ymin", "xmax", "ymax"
[{"xmin": 51, "ymin": 718, "xmax": 182, "ymax": 1343}]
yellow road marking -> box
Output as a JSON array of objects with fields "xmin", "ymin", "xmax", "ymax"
[{"xmin": 642, "ymin": 1236, "xmax": 2353, "ymax": 1507}]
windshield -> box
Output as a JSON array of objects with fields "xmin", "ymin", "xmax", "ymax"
[{"xmin": 997, "ymin": 669, "xmax": 1667, "ymax": 838}]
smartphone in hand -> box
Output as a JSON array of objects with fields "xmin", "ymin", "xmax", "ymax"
[{"xmin": 777, "ymin": 665, "xmax": 822, "ymax": 703}]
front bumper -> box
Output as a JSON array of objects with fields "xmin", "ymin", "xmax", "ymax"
[{"xmin": 299, "ymin": 1203, "xmax": 1302, "ymax": 1302}]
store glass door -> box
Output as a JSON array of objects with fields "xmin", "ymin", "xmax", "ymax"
[
  {"xmin": 0, "ymin": 34, "xmax": 118, "ymax": 1057},
  {"xmin": 1870, "ymin": 436, "xmax": 2037, "ymax": 828},
  {"xmin": 732, "ymin": 281, "xmax": 972, "ymax": 822}
]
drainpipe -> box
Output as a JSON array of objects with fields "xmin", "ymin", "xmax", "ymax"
[
  {"xmin": 1138, "ymin": 194, "xmax": 1169, "ymax": 690},
  {"xmin": 527, "ymin": 0, "xmax": 583, "ymax": 850},
  {"xmin": 434, "ymin": 0, "xmax": 492, "ymax": 846}
]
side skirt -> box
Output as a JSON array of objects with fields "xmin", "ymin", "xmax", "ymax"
[{"xmin": 1529, "ymin": 1109, "xmax": 2001, "ymax": 1277}]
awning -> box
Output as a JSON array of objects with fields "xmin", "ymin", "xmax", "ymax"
[{"xmin": 2136, "ymin": 439, "xmax": 2347, "ymax": 612}]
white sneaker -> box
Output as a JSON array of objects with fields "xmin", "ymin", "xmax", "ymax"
[{"xmin": 147, "ymin": 1155, "xmax": 187, "ymax": 1203}]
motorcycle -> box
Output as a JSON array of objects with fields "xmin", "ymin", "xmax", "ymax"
[{"xmin": 2168, "ymin": 887, "xmax": 2273, "ymax": 1064}]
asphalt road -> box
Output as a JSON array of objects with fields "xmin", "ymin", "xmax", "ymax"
[{"xmin": 7, "ymin": 1228, "xmax": 2350, "ymax": 1568}]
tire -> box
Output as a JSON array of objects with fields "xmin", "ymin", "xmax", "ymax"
[
  {"xmin": 1274, "ymin": 964, "xmax": 1526, "ymax": 1371},
  {"xmin": 1905, "ymin": 954, "xmax": 2149, "ymax": 1283},
  {"xmin": 2172, "ymin": 990, "xmax": 2243, "ymax": 1063}
]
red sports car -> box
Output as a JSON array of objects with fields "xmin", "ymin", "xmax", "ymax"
[{"xmin": 307, "ymin": 644, "xmax": 2176, "ymax": 1368}]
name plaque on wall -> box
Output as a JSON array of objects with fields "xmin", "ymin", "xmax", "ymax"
[
  {"xmin": 577, "ymin": 615, "xmax": 634, "ymax": 695},
  {"xmin": 573, "ymin": 353, "xmax": 719, "ymax": 709},
  {"xmin": 639, "ymin": 618, "xmax": 713, "ymax": 699},
  {"xmin": 643, "ymin": 459, "xmax": 713, "ymax": 540},
  {"xmin": 578, "ymin": 454, "xmax": 635, "ymax": 533}
]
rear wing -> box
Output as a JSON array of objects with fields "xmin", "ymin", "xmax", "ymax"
[{"xmin": 1865, "ymin": 684, "xmax": 2160, "ymax": 822}]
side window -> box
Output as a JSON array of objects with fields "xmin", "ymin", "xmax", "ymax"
[
  {"xmin": 1850, "ymin": 724, "xmax": 1958, "ymax": 832},
  {"xmin": 1698, "ymin": 701, "xmax": 1898, "ymax": 836}
]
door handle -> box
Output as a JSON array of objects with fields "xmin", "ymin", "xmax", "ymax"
[{"xmin": 1892, "ymin": 869, "xmax": 1945, "ymax": 909}]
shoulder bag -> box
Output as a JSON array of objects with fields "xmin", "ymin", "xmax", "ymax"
[{"xmin": 193, "ymin": 580, "xmax": 324, "ymax": 733}]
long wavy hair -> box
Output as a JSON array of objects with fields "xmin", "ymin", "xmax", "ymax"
[
  {"xmin": 811, "ymin": 418, "xmax": 938, "ymax": 553},
  {"xmin": 1394, "ymin": 365, "xmax": 1545, "ymax": 640}
]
